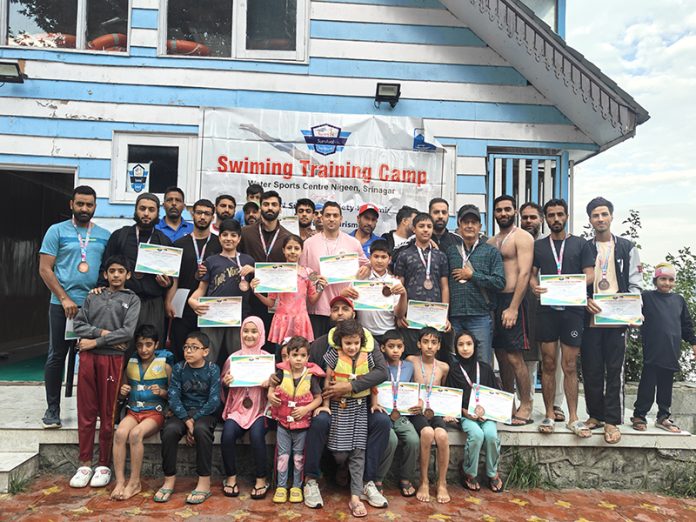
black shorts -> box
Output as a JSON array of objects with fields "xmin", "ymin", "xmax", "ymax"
[
  {"xmin": 492, "ymin": 293, "xmax": 528, "ymax": 352},
  {"xmin": 409, "ymin": 414, "xmax": 447, "ymax": 434},
  {"xmin": 537, "ymin": 308, "xmax": 584, "ymax": 347}
]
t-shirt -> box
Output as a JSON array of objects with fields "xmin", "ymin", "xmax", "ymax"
[
  {"xmin": 156, "ymin": 219, "xmax": 194, "ymax": 243},
  {"xmin": 593, "ymin": 240, "xmax": 619, "ymax": 294},
  {"xmin": 39, "ymin": 220, "xmax": 111, "ymax": 306},
  {"xmin": 393, "ymin": 243, "xmax": 449, "ymax": 303},
  {"xmin": 173, "ymin": 234, "xmax": 222, "ymax": 321},
  {"xmin": 201, "ymin": 252, "xmax": 255, "ymax": 318},
  {"xmin": 356, "ymin": 271, "xmax": 401, "ymax": 336},
  {"xmin": 387, "ymin": 360, "xmax": 414, "ymax": 383},
  {"xmin": 641, "ymin": 290, "xmax": 696, "ymax": 371},
  {"xmin": 534, "ymin": 235, "xmax": 595, "ymax": 313}
]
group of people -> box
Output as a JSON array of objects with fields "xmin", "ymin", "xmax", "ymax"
[{"xmin": 38, "ymin": 183, "xmax": 696, "ymax": 516}]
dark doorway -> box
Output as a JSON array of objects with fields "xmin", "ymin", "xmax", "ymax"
[{"xmin": 0, "ymin": 169, "xmax": 74, "ymax": 362}]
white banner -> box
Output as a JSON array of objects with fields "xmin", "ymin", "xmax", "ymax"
[{"xmin": 199, "ymin": 108, "xmax": 446, "ymax": 235}]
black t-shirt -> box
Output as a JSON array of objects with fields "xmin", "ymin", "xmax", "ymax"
[
  {"xmin": 173, "ymin": 234, "xmax": 222, "ymax": 320},
  {"xmin": 201, "ymin": 252, "xmax": 255, "ymax": 318},
  {"xmin": 533, "ymin": 235, "xmax": 595, "ymax": 313}
]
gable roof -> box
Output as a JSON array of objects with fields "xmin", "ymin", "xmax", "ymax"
[{"xmin": 440, "ymin": 0, "xmax": 649, "ymax": 162}]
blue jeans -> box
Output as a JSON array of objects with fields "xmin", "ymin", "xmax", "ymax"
[
  {"xmin": 276, "ymin": 426, "xmax": 307, "ymax": 489},
  {"xmin": 45, "ymin": 303, "xmax": 71, "ymax": 412},
  {"xmin": 460, "ymin": 418, "xmax": 500, "ymax": 478},
  {"xmin": 221, "ymin": 417, "xmax": 267, "ymax": 478},
  {"xmin": 450, "ymin": 314, "xmax": 494, "ymax": 367}
]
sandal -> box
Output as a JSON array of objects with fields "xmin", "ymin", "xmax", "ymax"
[
  {"xmin": 631, "ymin": 416, "xmax": 648, "ymax": 432},
  {"xmin": 553, "ymin": 406, "xmax": 566, "ymax": 423},
  {"xmin": 250, "ymin": 482, "xmax": 270, "ymax": 500},
  {"xmin": 463, "ymin": 474, "xmax": 480, "ymax": 491},
  {"xmin": 349, "ymin": 499, "xmax": 368, "ymax": 517},
  {"xmin": 186, "ymin": 489, "xmax": 212, "ymax": 505},
  {"xmin": 567, "ymin": 420, "xmax": 592, "ymax": 438},
  {"xmin": 223, "ymin": 481, "xmax": 239, "ymax": 497},
  {"xmin": 489, "ymin": 475, "xmax": 503, "ymax": 493},
  {"xmin": 655, "ymin": 417, "xmax": 681, "ymax": 433},
  {"xmin": 399, "ymin": 480, "xmax": 416, "ymax": 497},
  {"xmin": 604, "ymin": 425, "xmax": 621, "ymax": 444},
  {"xmin": 153, "ymin": 487, "xmax": 174, "ymax": 503},
  {"xmin": 584, "ymin": 418, "xmax": 605, "ymax": 430},
  {"xmin": 538, "ymin": 417, "xmax": 555, "ymax": 434}
]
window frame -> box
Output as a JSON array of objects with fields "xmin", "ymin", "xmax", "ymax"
[
  {"xmin": 159, "ymin": 0, "xmax": 308, "ymax": 63},
  {"xmin": 110, "ymin": 132, "xmax": 199, "ymax": 205},
  {"xmin": 0, "ymin": 0, "xmax": 132, "ymax": 54}
]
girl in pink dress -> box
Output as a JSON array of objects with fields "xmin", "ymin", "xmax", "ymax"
[{"xmin": 252, "ymin": 235, "xmax": 327, "ymax": 343}]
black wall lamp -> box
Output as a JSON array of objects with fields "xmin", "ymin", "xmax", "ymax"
[
  {"xmin": 374, "ymin": 82, "xmax": 401, "ymax": 109},
  {"xmin": 0, "ymin": 60, "xmax": 26, "ymax": 83}
]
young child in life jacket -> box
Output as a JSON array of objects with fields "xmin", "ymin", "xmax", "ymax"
[{"xmin": 268, "ymin": 336, "xmax": 325, "ymax": 503}]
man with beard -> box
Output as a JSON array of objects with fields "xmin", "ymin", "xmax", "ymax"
[
  {"xmin": 300, "ymin": 296, "xmax": 390, "ymax": 510},
  {"xmin": 301, "ymin": 201, "xmax": 370, "ymax": 338},
  {"xmin": 530, "ymin": 199, "xmax": 595, "ymax": 437},
  {"xmin": 165, "ymin": 199, "xmax": 221, "ymax": 361},
  {"xmin": 98, "ymin": 193, "xmax": 173, "ymax": 347},
  {"xmin": 243, "ymin": 201, "xmax": 260, "ymax": 226},
  {"xmin": 155, "ymin": 186, "xmax": 193, "ymax": 242},
  {"xmin": 295, "ymin": 198, "xmax": 316, "ymax": 241},
  {"xmin": 381, "ymin": 205, "xmax": 417, "ymax": 253},
  {"xmin": 233, "ymin": 183, "xmax": 263, "ymax": 226},
  {"xmin": 314, "ymin": 203, "xmax": 324, "ymax": 233},
  {"xmin": 487, "ymin": 195, "xmax": 534, "ymax": 425},
  {"xmin": 39, "ymin": 185, "xmax": 111, "ymax": 429},
  {"xmin": 429, "ymin": 198, "xmax": 456, "ymax": 252},
  {"xmin": 350, "ymin": 203, "xmax": 381, "ymax": 256},
  {"xmin": 211, "ymin": 194, "xmax": 236, "ymax": 235}
]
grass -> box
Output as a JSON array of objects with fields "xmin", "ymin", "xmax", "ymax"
[
  {"xmin": 661, "ymin": 464, "xmax": 696, "ymax": 498},
  {"xmin": 503, "ymin": 450, "xmax": 556, "ymax": 490},
  {"xmin": 8, "ymin": 474, "xmax": 32, "ymax": 495}
]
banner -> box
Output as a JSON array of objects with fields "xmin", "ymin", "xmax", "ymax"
[{"xmin": 199, "ymin": 108, "xmax": 446, "ymax": 234}]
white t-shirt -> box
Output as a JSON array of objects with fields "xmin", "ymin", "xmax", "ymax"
[
  {"xmin": 392, "ymin": 232, "xmax": 410, "ymax": 249},
  {"xmin": 356, "ymin": 271, "xmax": 401, "ymax": 336}
]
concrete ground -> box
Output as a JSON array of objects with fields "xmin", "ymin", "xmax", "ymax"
[{"xmin": 1, "ymin": 474, "xmax": 695, "ymax": 521}]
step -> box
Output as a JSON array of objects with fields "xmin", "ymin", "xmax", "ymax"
[{"xmin": 0, "ymin": 451, "xmax": 39, "ymax": 493}]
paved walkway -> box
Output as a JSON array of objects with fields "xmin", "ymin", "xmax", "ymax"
[{"xmin": 1, "ymin": 475, "xmax": 695, "ymax": 521}]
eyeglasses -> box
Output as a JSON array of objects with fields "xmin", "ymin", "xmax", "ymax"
[
  {"xmin": 193, "ymin": 210, "xmax": 213, "ymax": 217},
  {"xmin": 183, "ymin": 344, "xmax": 205, "ymax": 352}
]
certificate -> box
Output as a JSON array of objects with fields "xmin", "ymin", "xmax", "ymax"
[
  {"xmin": 280, "ymin": 215, "xmax": 300, "ymax": 235},
  {"xmin": 352, "ymin": 280, "xmax": 397, "ymax": 311},
  {"xmin": 539, "ymin": 274, "xmax": 587, "ymax": 307},
  {"xmin": 319, "ymin": 253, "xmax": 359, "ymax": 284},
  {"xmin": 227, "ymin": 353, "xmax": 276, "ymax": 387},
  {"xmin": 406, "ymin": 300, "xmax": 449, "ymax": 331},
  {"xmin": 255, "ymin": 263, "xmax": 298, "ymax": 293},
  {"xmin": 376, "ymin": 382, "xmax": 421, "ymax": 414},
  {"xmin": 467, "ymin": 384, "xmax": 515, "ymax": 424},
  {"xmin": 592, "ymin": 293, "xmax": 643, "ymax": 327},
  {"xmin": 65, "ymin": 318, "xmax": 78, "ymax": 341},
  {"xmin": 422, "ymin": 385, "xmax": 463, "ymax": 418},
  {"xmin": 135, "ymin": 243, "xmax": 183, "ymax": 277},
  {"xmin": 197, "ymin": 296, "xmax": 242, "ymax": 327}
]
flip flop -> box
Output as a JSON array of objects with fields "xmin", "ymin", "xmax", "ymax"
[
  {"xmin": 538, "ymin": 417, "xmax": 555, "ymax": 434},
  {"xmin": 631, "ymin": 416, "xmax": 648, "ymax": 432},
  {"xmin": 250, "ymin": 483, "xmax": 270, "ymax": 500},
  {"xmin": 186, "ymin": 489, "xmax": 212, "ymax": 505},
  {"xmin": 655, "ymin": 417, "xmax": 681, "ymax": 433},
  {"xmin": 508, "ymin": 415, "xmax": 534, "ymax": 426},
  {"xmin": 567, "ymin": 420, "xmax": 592, "ymax": 438},
  {"xmin": 489, "ymin": 475, "xmax": 503, "ymax": 493},
  {"xmin": 153, "ymin": 487, "xmax": 174, "ymax": 503},
  {"xmin": 584, "ymin": 418, "xmax": 605, "ymax": 430},
  {"xmin": 604, "ymin": 425, "xmax": 621, "ymax": 444},
  {"xmin": 553, "ymin": 406, "xmax": 566, "ymax": 422},
  {"xmin": 223, "ymin": 481, "xmax": 239, "ymax": 497},
  {"xmin": 349, "ymin": 499, "xmax": 368, "ymax": 517},
  {"xmin": 398, "ymin": 480, "xmax": 416, "ymax": 497},
  {"xmin": 463, "ymin": 474, "xmax": 480, "ymax": 491}
]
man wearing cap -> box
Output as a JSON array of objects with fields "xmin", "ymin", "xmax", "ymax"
[
  {"xmin": 446, "ymin": 204, "xmax": 505, "ymax": 367},
  {"xmin": 313, "ymin": 203, "xmax": 324, "ymax": 233},
  {"xmin": 98, "ymin": 193, "xmax": 173, "ymax": 345},
  {"xmin": 243, "ymin": 200, "xmax": 260, "ymax": 226},
  {"xmin": 301, "ymin": 295, "xmax": 390, "ymax": 510},
  {"xmin": 351, "ymin": 203, "xmax": 381, "ymax": 257}
]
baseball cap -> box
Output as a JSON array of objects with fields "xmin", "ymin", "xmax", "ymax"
[
  {"xmin": 358, "ymin": 203, "xmax": 380, "ymax": 217},
  {"xmin": 457, "ymin": 204, "xmax": 481, "ymax": 222},
  {"xmin": 330, "ymin": 295, "xmax": 354, "ymax": 309}
]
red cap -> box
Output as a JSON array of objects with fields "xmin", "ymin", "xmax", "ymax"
[
  {"xmin": 330, "ymin": 295, "xmax": 354, "ymax": 309},
  {"xmin": 358, "ymin": 203, "xmax": 380, "ymax": 217}
]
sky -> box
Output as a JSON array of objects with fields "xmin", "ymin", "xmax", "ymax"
[{"xmin": 566, "ymin": 0, "xmax": 696, "ymax": 265}]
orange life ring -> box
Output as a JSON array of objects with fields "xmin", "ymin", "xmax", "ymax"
[
  {"xmin": 166, "ymin": 39, "xmax": 210, "ymax": 56},
  {"xmin": 88, "ymin": 33, "xmax": 127, "ymax": 51}
]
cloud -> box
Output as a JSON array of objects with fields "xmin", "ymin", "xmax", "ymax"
[{"xmin": 567, "ymin": 0, "xmax": 696, "ymax": 264}]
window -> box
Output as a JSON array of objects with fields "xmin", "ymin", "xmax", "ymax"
[
  {"xmin": 2, "ymin": 0, "xmax": 129, "ymax": 52},
  {"xmin": 111, "ymin": 133, "xmax": 198, "ymax": 204},
  {"xmin": 164, "ymin": 0, "xmax": 308, "ymax": 61}
]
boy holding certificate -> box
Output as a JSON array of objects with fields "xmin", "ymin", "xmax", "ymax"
[
  {"xmin": 371, "ymin": 330, "xmax": 420, "ymax": 498},
  {"xmin": 406, "ymin": 328, "xmax": 451, "ymax": 504}
]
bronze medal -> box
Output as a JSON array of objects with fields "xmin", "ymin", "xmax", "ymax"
[
  {"xmin": 424, "ymin": 408, "xmax": 435, "ymax": 420},
  {"xmin": 242, "ymin": 396, "xmax": 253, "ymax": 409},
  {"xmin": 423, "ymin": 278, "xmax": 434, "ymax": 290},
  {"xmin": 382, "ymin": 285, "xmax": 392, "ymax": 297},
  {"xmin": 390, "ymin": 407, "xmax": 400, "ymax": 421},
  {"xmin": 308, "ymin": 272, "xmax": 318, "ymax": 282},
  {"xmin": 598, "ymin": 278, "xmax": 610, "ymax": 291},
  {"xmin": 239, "ymin": 279, "xmax": 250, "ymax": 292},
  {"xmin": 134, "ymin": 272, "xmax": 144, "ymax": 279},
  {"xmin": 474, "ymin": 405, "xmax": 485, "ymax": 418},
  {"xmin": 339, "ymin": 398, "xmax": 347, "ymax": 409},
  {"xmin": 77, "ymin": 261, "xmax": 90, "ymax": 273}
]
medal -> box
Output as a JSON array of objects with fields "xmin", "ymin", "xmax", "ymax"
[
  {"xmin": 420, "ymin": 357, "xmax": 436, "ymax": 420},
  {"xmin": 239, "ymin": 279, "xmax": 250, "ymax": 292},
  {"xmin": 77, "ymin": 261, "xmax": 90, "ymax": 273},
  {"xmin": 134, "ymin": 272, "xmax": 144, "ymax": 279},
  {"xmin": 389, "ymin": 362, "xmax": 402, "ymax": 421},
  {"xmin": 424, "ymin": 408, "xmax": 435, "ymax": 420},
  {"xmin": 390, "ymin": 408, "xmax": 401, "ymax": 421},
  {"xmin": 382, "ymin": 285, "xmax": 392, "ymax": 297},
  {"xmin": 417, "ymin": 246, "xmax": 433, "ymax": 291},
  {"xmin": 242, "ymin": 396, "xmax": 253, "ymax": 409},
  {"xmin": 423, "ymin": 278, "xmax": 433, "ymax": 290},
  {"xmin": 596, "ymin": 237, "xmax": 615, "ymax": 292},
  {"xmin": 308, "ymin": 272, "xmax": 324, "ymax": 292},
  {"xmin": 460, "ymin": 362, "xmax": 481, "ymax": 417},
  {"xmin": 598, "ymin": 278, "xmax": 610, "ymax": 290},
  {"xmin": 339, "ymin": 398, "xmax": 347, "ymax": 409},
  {"xmin": 72, "ymin": 219, "xmax": 93, "ymax": 274},
  {"xmin": 457, "ymin": 237, "xmax": 479, "ymax": 283}
]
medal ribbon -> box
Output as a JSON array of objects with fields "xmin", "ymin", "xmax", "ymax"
[
  {"xmin": 390, "ymin": 361, "xmax": 402, "ymax": 411},
  {"xmin": 417, "ymin": 247, "xmax": 432, "ymax": 283},
  {"xmin": 419, "ymin": 358, "xmax": 436, "ymax": 410},
  {"xmin": 135, "ymin": 227, "xmax": 154, "ymax": 245},
  {"xmin": 549, "ymin": 235, "xmax": 568, "ymax": 275},
  {"xmin": 597, "ymin": 237, "xmax": 615, "ymax": 283},
  {"xmin": 72, "ymin": 219, "xmax": 93, "ymax": 265},
  {"xmin": 496, "ymin": 226, "xmax": 516, "ymax": 250},
  {"xmin": 459, "ymin": 362, "xmax": 480, "ymax": 404},
  {"xmin": 191, "ymin": 234, "xmax": 211, "ymax": 265},
  {"xmin": 258, "ymin": 224, "xmax": 280, "ymax": 261},
  {"xmin": 459, "ymin": 238, "xmax": 479, "ymax": 268}
]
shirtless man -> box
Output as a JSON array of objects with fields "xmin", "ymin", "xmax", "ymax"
[{"xmin": 488, "ymin": 195, "xmax": 534, "ymax": 425}]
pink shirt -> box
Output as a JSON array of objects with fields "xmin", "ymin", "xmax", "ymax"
[
  {"xmin": 220, "ymin": 346, "xmax": 269, "ymax": 429},
  {"xmin": 300, "ymin": 231, "xmax": 369, "ymax": 316}
]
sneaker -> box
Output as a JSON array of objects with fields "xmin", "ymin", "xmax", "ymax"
[
  {"xmin": 361, "ymin": 480, "xmax": 388, "ymax": 508},
  {"xmin": 289, "ymin": 487, "xmax": 303, "ymax": 503},
  {"xmin": 42, "ymin": 407, "xmax": 62, "ymax": 429},
  {"xmin": 303, "ymin": 479, "xmax": 323, "ymax": 508},
  {"xmin": 69, "ymin": 466, "xmax": 93, "ymax": 488},
  {"xmin": 89, "ymin": 466, "xmax": 111, "ymax": 487},
  {"xmin": 273, "ymin": 487, "xmax": 288, "ymax": 503}
]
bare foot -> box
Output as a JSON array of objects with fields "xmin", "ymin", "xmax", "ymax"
[
  {"xmin": 436, "ymin": 483, "xmax": 450, "ymax": 504},
  {"xmin": 122, "ymin": 481, "xmax": 142, "ymax": 500},
  {"xmin": 110, "ymin": 482, "xmax": 125, "ymax": 500},
  {"xmin": 416, "ymin": 482, "xmax": 430, "ymax": 502}
]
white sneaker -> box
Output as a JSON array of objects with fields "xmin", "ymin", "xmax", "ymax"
[
  {"xmin": 89, "ymin": 466, "xmax": 111, "ymax": 487},
  {"xmin": 361, "ymin": 480, "xmax": 388, "ymax": 508},
  {"xmin": 69, "ymin": 466, "xmax": 93, "ymax": 488}
]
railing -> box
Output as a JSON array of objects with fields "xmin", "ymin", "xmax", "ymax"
[{"xmin": 470, "ymin": 0, "xmax": 637, "ymax": 134}]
